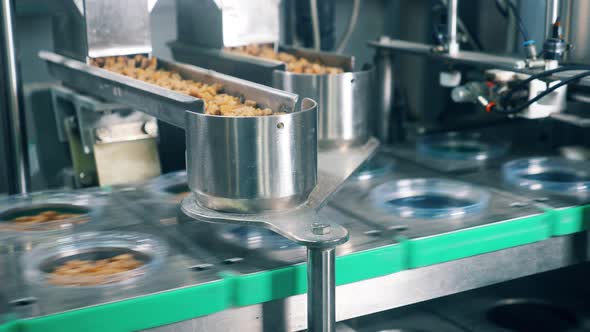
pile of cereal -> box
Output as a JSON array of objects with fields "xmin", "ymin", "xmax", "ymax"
[
  {"xmin": 48, "ymin": 254, "xmax": 144, "ymax": 286},
  {"xmin": 227, "ymin": 44, "xmax": 345, "ymax": 74},
  {"xmin": 91, "ymin": 56, "xmax": 275, "ymax": 116},
  {"xmin": 11, "ymin": 210, "xmax": 82, "ymax": 224}
]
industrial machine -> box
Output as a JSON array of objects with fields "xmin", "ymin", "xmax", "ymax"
[{"xmin": 1, "ymin": 0, "xmax": 590, "ymax": 332}]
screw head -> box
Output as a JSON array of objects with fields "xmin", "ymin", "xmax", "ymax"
[{"xmin": 311, "ymin": 222, "xmax": 331, "ymax": 235}]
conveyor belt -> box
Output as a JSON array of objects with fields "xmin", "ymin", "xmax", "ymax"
[{"xmin": 0, "ymin": 153, "xmax": 588, "ymax": 332}]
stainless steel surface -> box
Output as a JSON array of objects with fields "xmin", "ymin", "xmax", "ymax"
[
  {"xmin": 176, "ymin": 0, "xmax": 280, "ymax": 49},
  {"xmin": 368, "ymin": 39, "xmax": 527, "ymax": 70},
  {"xmin": 1, "ymin": 179, "xmax": 588, "ymax": 331},
  {"xmin": 226, "ymin": 46, "xmax": 368, "ymax": 147},
  {"xmin": 169, "ymin": 41, "xmax": 286, "ymax": 86},
  {"xmin": 545, "ymin": 0, "xmax": 561, "ymax": 39},
  {"xmin": 1, "ymin": 0, "xmax": 29, "ymax": 194},
  {"xmin": 181, "ymin": 138, "xmax": 379, "ymax": 247},
  {"xmin": 52, "ymin": 0, "xmax": 152, "ymax": 61},
  {"xmin": 168, "ymin": 43, "xmax": 369, "ymax": 148},
  {"xmin": 279, "ymin": 47, "xmax": 355, "ymax": 72},
  {"xmin": 185, "ymin": 98, "xmax": 317, "ymax": 213},
  {"xmin": 428, "ymin": 262, "xmax": 590, "ymax": 332},
  {"xmin": 141, "ymin": 233, "xmax": 590, "ymax": 332},
  {"xmin": 308, "ymin": 247, "xmax": 335, "ymax": 332},
  {"xmin": 22, "ymin": 231, "xmax": 167, "ymax": 287},
  {"xmin": 458, "ymin": 161, "xmax": 588, "ymax": 211},
  {"xmin": 272, "ymin": 66, "xmax": 372, "ymax": 148},
  {"xmin": 564, "ymin": 0, "xmax": 590, "ymax": 64},
  {"xmin": 369, "ymin": 39, "xmax": 590, "ymax": 87},
  {"xmin": 40, "ymin": 51, "xmax": 302, "ymax": 129},
  {"xmin": 40, "ymin": 51, "xmax": 202, "ymax": 128},
  {"xmin": 2, "ymin": 187, "xmax": 225, "ymax": 319},
  {"xmin": 393, "ymin": 137, "xmax": 590, "ymax": 210},
  {"xmin": 330, "ymin": 152, "xmax": 546, "ymax": 240},
  {"xmin": 447, "ymin": 0, "xmax": 459, "ymax": 55},
  {"xmin": 84, "ymin": 0, "xmax": 152, "ymax": 58}
]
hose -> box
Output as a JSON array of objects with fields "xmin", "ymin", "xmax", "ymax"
[
  {"xmin": 335, "ymin": 0, "xmax": 360, "ymax": 53},
  {"xmin": 502, "ymin": 65, "xmax": 590, "ymax": 104},
  {"xmin": 310, "ymin": 0, "xmax": 321, "ymax": 51},
  {"xmin": 494, "ymin": 70, "xmax": 590, "ymax": 114}
]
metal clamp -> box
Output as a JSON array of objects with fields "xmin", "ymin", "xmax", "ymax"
[{"xmin": 182, "ymin": 138, "xmax": 379, "ymax": 331}]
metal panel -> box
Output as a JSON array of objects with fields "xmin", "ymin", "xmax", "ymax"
[
  {"xmin": 176, "ymin": 0, "xmax": 280, "ymax": 48},
  {"xmin": 143, "ymin": 234, "xmax": 589, "ymax": 332},
  {"xmin": 84, "ymin": 0, "xmax": 152, "ymax": 58}
]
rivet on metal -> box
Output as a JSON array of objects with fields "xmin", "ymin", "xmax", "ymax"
[{"xmin": 311, "ymin": 222, "xmax": 331, "ymax": 235}]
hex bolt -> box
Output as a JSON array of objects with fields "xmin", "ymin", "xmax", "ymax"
[
  {"xmin": 510, "ymin": 202, "xmax": 527, "ymax": 208},
  {"xmin": 311, "ymin": 222, "xmax": 331, "ymax": 235}
]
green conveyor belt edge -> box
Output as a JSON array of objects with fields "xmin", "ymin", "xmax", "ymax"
[
  {"xmin": 549, "ymin": 204, "xmax": 590, "ymax": 236},
  {"xmin": 406, "ymin": 213, "xmax": 552, "ymax": 268},
  {"xmin": 5, "ymin": 279, "xmax": 230, "ymax": 332},
  {"xmin": 5, "ymin": 205, "xmax": 590, "ymax": 331}
]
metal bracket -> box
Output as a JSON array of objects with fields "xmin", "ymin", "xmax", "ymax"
[
  {"xmin": 181, "ymin": 138, "xmax": 379, "ymax": 248},
  {"xmin": 182, "ymin": 138, "xmax": 378, "ymax": 332}
]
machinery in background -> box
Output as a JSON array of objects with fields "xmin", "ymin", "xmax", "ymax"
[
  {"xmin": 1, "ymin": 0, "xmax": 590, "ymax": 331},
  {"xmin": 50, "ymin": 86, "xmax": 160, "ymax": 187},
  {"xmin": 170, "ymin": 0, "xmax": 374, "ymax": 149},
  {"xmin": 370, "ymin": 0, "xmax": 590, "ymax": 144}
]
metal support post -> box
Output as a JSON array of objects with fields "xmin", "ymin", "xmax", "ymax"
[
  {"xmin": 545, "ymin": 0, "xmax": 560, "ymax": 38},
  {"xmin": 447, "ymin": 0, "xmax": 459, "ymax": 54},
  {"xmin": 307, "ymin": 246, "xmax": 336, "ymax": 332},
  {"xmin": 1, "ymin": 0, "xmax": 29, "ymax": 194}
]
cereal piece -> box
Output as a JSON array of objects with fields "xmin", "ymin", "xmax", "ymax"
[
  {"xmin": 92, "ymin": 55, "xmax": 278, "ymax": 116},
  {"xmin": 227, "ymin": 44, "xmax": 345, "ymax": 74},
  {"xmin": 9, "ymin": 211, "xmax": 82, "ymax": 224},
  {"xmin": 48, "ymin": 254, "xmax": 144, "ymax": 286}
]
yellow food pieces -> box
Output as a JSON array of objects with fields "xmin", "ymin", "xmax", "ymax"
[
  {"xmin": 227, "ymin": 44, "xmax": 345, "ymax": 75},
  {"xmin": 48, "ymin": 254, "xmax": 144, "ymax": 286},
  {"xmin": 91, "ymin": 55, "xmax": 276, "ymax": 116},
  {"xmin": 11, "ymin": 211, "xmax": 82, "ymax": 224}
]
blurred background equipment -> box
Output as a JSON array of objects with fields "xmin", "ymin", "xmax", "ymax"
[{"xmin": 1, "ymin": 0, "xmax": 590, "ymax": 332}]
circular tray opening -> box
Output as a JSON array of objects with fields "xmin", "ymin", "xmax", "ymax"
[
  {"xmin": 24, "ymin": 232, "xmax": 167, "ymax": 287},
  {"xmin": 164, "ymin": 183, "xmax": 190, "ymax": 195},
  {"xmin": 38, "ymin": 247, "xmax": 152, "ymax": 273},
  {"xmin": 163, "ymin": 183, "xmax": 191, "ymax": 202},
  {"xmin": 370, "ymin": 178, "xmax": 490, "ymax": 219},
  {"xmin": 147, "ymin": 171, "xmax": 190, "ymax": 202},
  {"xmin": 417, "ymin": 132, "xmax": 509, "ymax": 161},
  {"xmin": 0, "ymin": 203, "xmax": 91, "ymax": 232},
  {"xmin": 487, "ymin": 299, "xmax": 580, "ymax": 332},
  {"xmin": 219, "ymin": 225, "xmax": 300, "ymax": 250},
  {"xmin": 521, "ymin": 170, "xmax": 590, "ymax": 183},
  {"xmin": 503, "ymin": 157, "xmax": 590, "ymax": 197},
  {"xmin": 353, "ymin": 154, "xmax": 394, "ymax": 181}
]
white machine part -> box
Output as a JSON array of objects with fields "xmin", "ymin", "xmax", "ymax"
[{"xmin": 521, "ymin": 79, "xmax": 568, "ymax": 119}]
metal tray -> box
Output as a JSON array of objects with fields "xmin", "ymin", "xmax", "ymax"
[{"xmin": 39, "ymin": 51, "xmax": 299, "ymax": 129}]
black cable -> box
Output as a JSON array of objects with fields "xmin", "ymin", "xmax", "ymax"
[
  {"xmin": 495, "ymin": 0, "xmax": 530, "ymax": 42},
  {"xmin": 494, "ymin": 70, "xmax": 590, "ymax": 114},
  {"xmin": 502, "ymin": 65, "xmax": 590, "ymax": 104}
]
